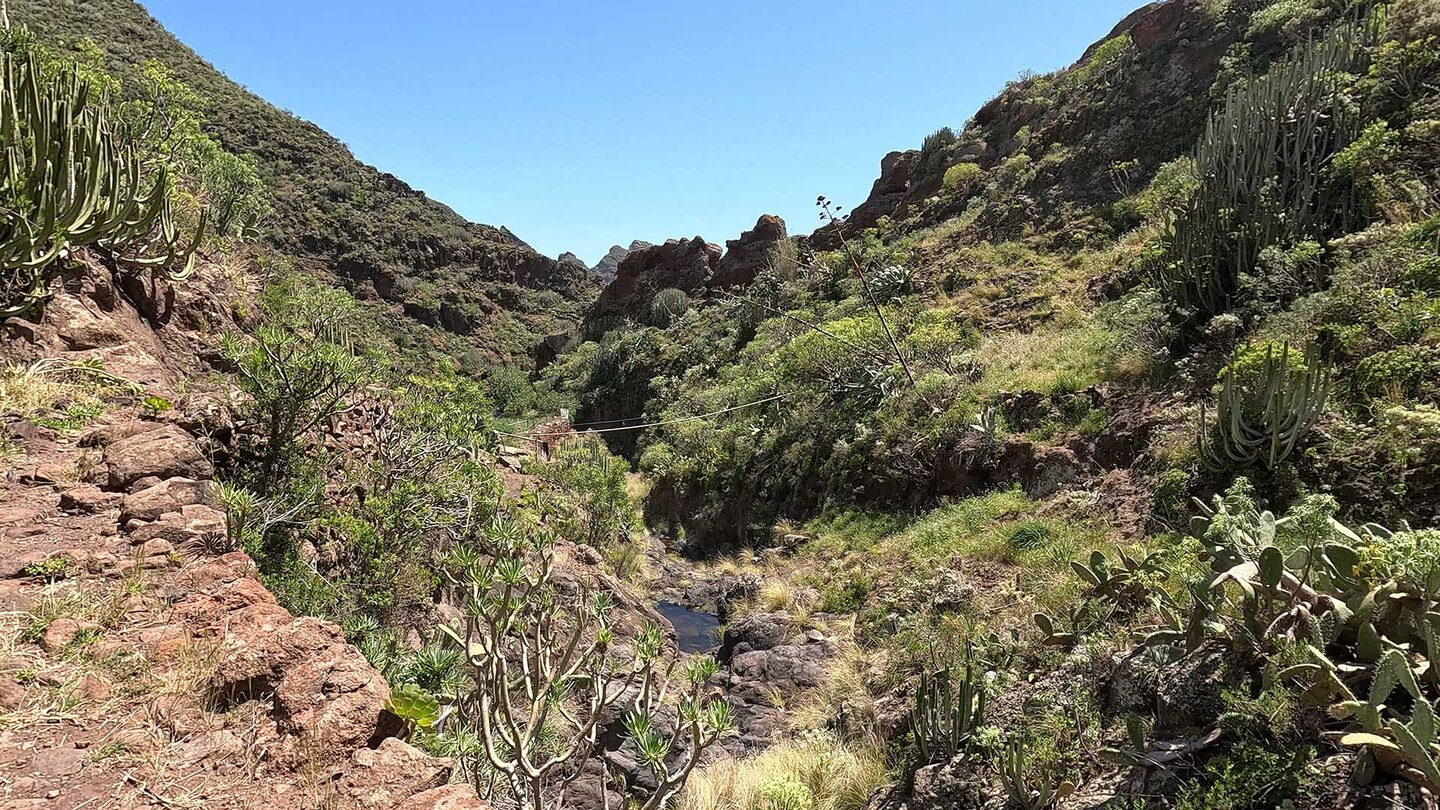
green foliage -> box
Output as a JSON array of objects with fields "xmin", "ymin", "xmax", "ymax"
[
  {"xmin": 1160, "ymin": 21, "xmax": 1370, "ymax": 318},
  {"xmin": 20, "ymin": 554, "xmax": 69, "ymax": 582},
  {"xmin": 0, "ymin": 43, "xmax": 202, "ymax": 316},
  {"xmin": 1198, "ymin": 343, "xmax": 1331, "ymax": 470},
  {"xmin": 650, "ymin": 287, "xmax": 692, "ymax": 327},
  {"xmin": 912, "ymin": 650, "xmax": 987, "ymax": 764},
  {"xmin": 1173, "ymin": 740, "xmax": 1312, "ymax": 810},
  {"xmin": 221, "ymin": 274, "xmax": 371, "ymax": 493},
  {"xmin": 942, "ymin": 162, "xmax": 982, "ymax": 192},
  {"xmin": 485, "ymin": 364, "xmax": 535, "ymax": 417},
  {"xmin": 533, "ymin": 439, "xmax": 637, "ymax": 548},
  {"xmin": 1247, "ymin": 0, "xmax": 1327, "ymax": 40},
  {"xmin": 758, "ymin": 776, "xmax": 813, "ymax": 810}
]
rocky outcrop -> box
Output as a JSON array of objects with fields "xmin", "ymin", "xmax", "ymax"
[
  {"xmin": 592, "ymin": 241, "xmax": 653, "ymax": 281},
  {"xmin": 808, "ymin": 0, "xmax": 1240, "ymax": 247},
  {"xmin": 584, "ymin": 236, "xmax": 721, "ymax": 328},
  {"xmin": 583, "ymin": 217, "xmax": 788, "ymax": 330},
  {"xmin": 0, "ymin": 256, "xmax": 473, "ymax": 809},
  {"xmin": 712, "ymin": 214, "xmax": 789, "ymax": 290}
]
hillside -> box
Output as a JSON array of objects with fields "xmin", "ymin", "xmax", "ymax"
[
  {"xmin": 5, "ymin": 0, "xmax": 1440, "ymax": 809},
  {"xmin": 8, "ymin": 0, "xmax": 595, "ymax": 364}
]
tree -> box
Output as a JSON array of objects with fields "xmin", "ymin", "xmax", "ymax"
[
  {"xmin": 220, "ymin": 276, "xmax": 370, "ymax": 495},
  {"xmin": 440, "ymin": 513, "xmax": 731, "ymax": 810}
]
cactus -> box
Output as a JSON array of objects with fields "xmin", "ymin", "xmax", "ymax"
[
  {"xmin": 1, "ymin": 47, "xmax": 202, "ymax": 317},
  {"xmin": 1001, "ymin": 737, "xmax": 1074, "ymax": 810},
  {"xmin": 1159, "ymin": 20, "xmax": 1371, "ymax": 317},
  {"xmin": 648, "ymin": 287, "xmax": 690, "ymax": 328},
  {"xmin": 912, "ymin": 653, "xmax": 986, "ymax": 764},
  {"xmin": 1071, "ymin": 547, "xmax": 1166, "ymax": 604},
  {"xmin": 1197, "ymin": 343, "xmax": 1331, "ymax": 471}
]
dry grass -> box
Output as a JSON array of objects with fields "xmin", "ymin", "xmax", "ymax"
[{"xmin": 679, "ymin": 730, "xmax": 888, "ymax": 810}]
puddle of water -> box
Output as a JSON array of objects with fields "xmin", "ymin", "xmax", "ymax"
[{"xmin": 656, "ymin": 601, "xmax": 720, "ymax": 653}]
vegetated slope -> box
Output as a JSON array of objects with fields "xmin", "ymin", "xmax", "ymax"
[
  {"xmin": 545, "ymin": 0, "xmax": 1440, "ymax": 546},
  {"xmin": 525, "ymin": 2, "xmax": 1440, "ymax": 808},
  {"xmin": 9, "ymin": 0, "xmax": 594, "ymax": 364}
]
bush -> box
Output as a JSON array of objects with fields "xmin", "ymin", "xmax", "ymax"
[
  {"xmin": 486, "ymin": 365, "xmax": 536, "ymax": 416},
  {"xmin": 942, "ymin": 162, "xmax": 983, "ymax": 192}
]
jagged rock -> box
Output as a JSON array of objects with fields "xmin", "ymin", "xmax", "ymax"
[
  {"xmin": 333, "ymin": 737, "xmax": 453, "ymax": 809},
  {"xmin": 103, "ymin": 424, "xmax": 213, "ymax": 491},
  {"xmin": 393, "ymin": 785, "xmax": 492, "ymax": 810},
  {"xmin": 121, "ymin": 477, "xmax": 213, "ymax": 522},
  {"xmin": 202, "ymin": 598, "xmax": 399, "ymax": 768},
  {"xmin": 719, "ymin": 612, "xmax": 791, "ymax": 661},
  {"xmin": 592, "ymin": 240, "xmax": 652, "ymax": 281},
  {"xmin": 585, "ymin": 237, "xmax": 722, "ymax": 328},
  {"xmin": 711, "ymin": 214, "xmax": 788, "ymax": 290}
]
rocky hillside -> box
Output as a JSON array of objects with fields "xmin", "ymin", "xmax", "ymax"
[{"xmin": 8, "ymin": 0, "xmax": 596, "ymax": 364}]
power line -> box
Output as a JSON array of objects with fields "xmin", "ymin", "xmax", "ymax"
[{"xmin": 496, "ymin": 393, "xmax": 785, "ymax": 440}]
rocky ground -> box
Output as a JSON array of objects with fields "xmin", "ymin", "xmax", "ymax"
[{"xmin": 0, "ymin": 258, "xmax": 484, "ymax": 809}]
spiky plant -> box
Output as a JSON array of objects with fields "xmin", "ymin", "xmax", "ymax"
[
  {"xmin": 1159, "ymin": 19, "xmax": 1372, "ymax": 318},
  {"xmin": 1197, "ymin": 343, "xmax": 1331, "ymax": 470},
  {"xmin": 648, "ymin": 287, "xmax": 690, "ymax": 328},
  {"xmin": 1, "ymin": 46, "xmax": 203, "ymax": 317}
]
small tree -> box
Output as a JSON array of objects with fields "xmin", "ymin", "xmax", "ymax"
[
  {"xmin": 440, "ymin": 514, "xmax": 731, "ymax": 810},
  {"xmin": 221, "ymin": 276, "xmax": 370, "ymax": 494}
]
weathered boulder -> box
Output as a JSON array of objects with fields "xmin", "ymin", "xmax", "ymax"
[
  {"xmin": 719, "ymin": 612, "xmax": 791, "ymax": 661},
  {"xmin": 103, "ymin": 424, "xmax": 212, "ymax": 491},
  {"xmin": 1153, "ymin": 641, "xmax": 1246, "ymax": 735},
  {"xmin": 58, "ymin": 484, "xmax": 124, "ymax": 514},
  {"xmin": 126, "ymin": 503, "xmax": 226, "ymax": 548},
  {"xmin": 333, "ymin": 737, "xmax": 453, "ymax": 809},
  {"xmin": 121, "ymin": 477, "xmax": 213, "ymax": 522}
]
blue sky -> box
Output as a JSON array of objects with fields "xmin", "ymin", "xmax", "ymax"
[{"xmin": 143, "ymin": 0, "xmax": 1142, "ymax": 265}]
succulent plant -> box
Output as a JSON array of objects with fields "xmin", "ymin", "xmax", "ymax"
[
  {"xmin": 911, "ymin": 653, "xmax": 986, "ymax": 764},
  {"xmin": 1159, "ymin": 20, "xmax": 1370, "ymax": 318},
  {"xmin": 1, "ymin": 47, "xmax": 203, "ymax": 317},
  {"xmin": 1197, "ymin": 343, "xmax": 1331, "ymax": 471}
]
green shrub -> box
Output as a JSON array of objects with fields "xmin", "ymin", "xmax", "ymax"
[
  {"xmin": 486, "ymin": 365, "xmax": 536, "ymax": 417},
  {"xmin": 1350, "ymin": 345, "xmax": 1437, "ymax": 401},
  {"xmin": 1247, "ymin": 0, "xmax": 1326, "ymax": 39},
  {"xmin": 942, "ymin": 162, "xmax": 983, "ymax": 192}
]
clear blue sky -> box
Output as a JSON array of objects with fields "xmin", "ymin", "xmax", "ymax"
[{"xmin": 142, "ymin": 0, "xmax": 1142, "ymax": 265}]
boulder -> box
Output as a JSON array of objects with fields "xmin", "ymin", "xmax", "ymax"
[
  {"xmin": 719, "ymin": 612, "xmax": 790, "ymax": 661},
  {"xmin": 333, "ymin": 737, "xmax": 452, "ymax": 809},
  {"xmin": 103, "ymin": 424, "xmax": 212, "ymax": 491},
  {"xmin": 121, "ymin": 477, "xmax": 213, "ymax": 522},
  {"xmin": 1154, "ymin": 641, "xmax": 1246, "ymax": 735},
  {"xmin": 126, "ymin": 503, "xmax": 227, "ymax": 545},
  {"xmin": 57, "ymin": 485, "xmax": 124, "ymax": 514}
]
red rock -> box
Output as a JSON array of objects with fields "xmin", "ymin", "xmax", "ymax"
[
  {"xmin": 39, "ymin": 617, "xmax": 96, "ymax": 652},
  {"xmin": 58, "ymin": 484, "xmax": 124, "ymax": 514},
  {"xmin": 393, "ymin": 785, "xmax": 492, "ymax": 810},
  {"xmin": 126, "ymin": 504, "xmax": 226, "ymax": 545},
  {"xmin": 121, "ymin": 477, "xmax": 212, "ymax": 522},
  {"xmin": 333, "ymin": 737, "xmax": 452, "ymax": 809},
  {"xmin": 0, "ymin": 676, "xmax": 26, "ymax": 710},
  {"xmin": 103, "ymin": 424, "xmax": 212, "ymax": 491},
  {"xmin": 74, "ymin": 674, "xmax": 111, "ymax": 702}
]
